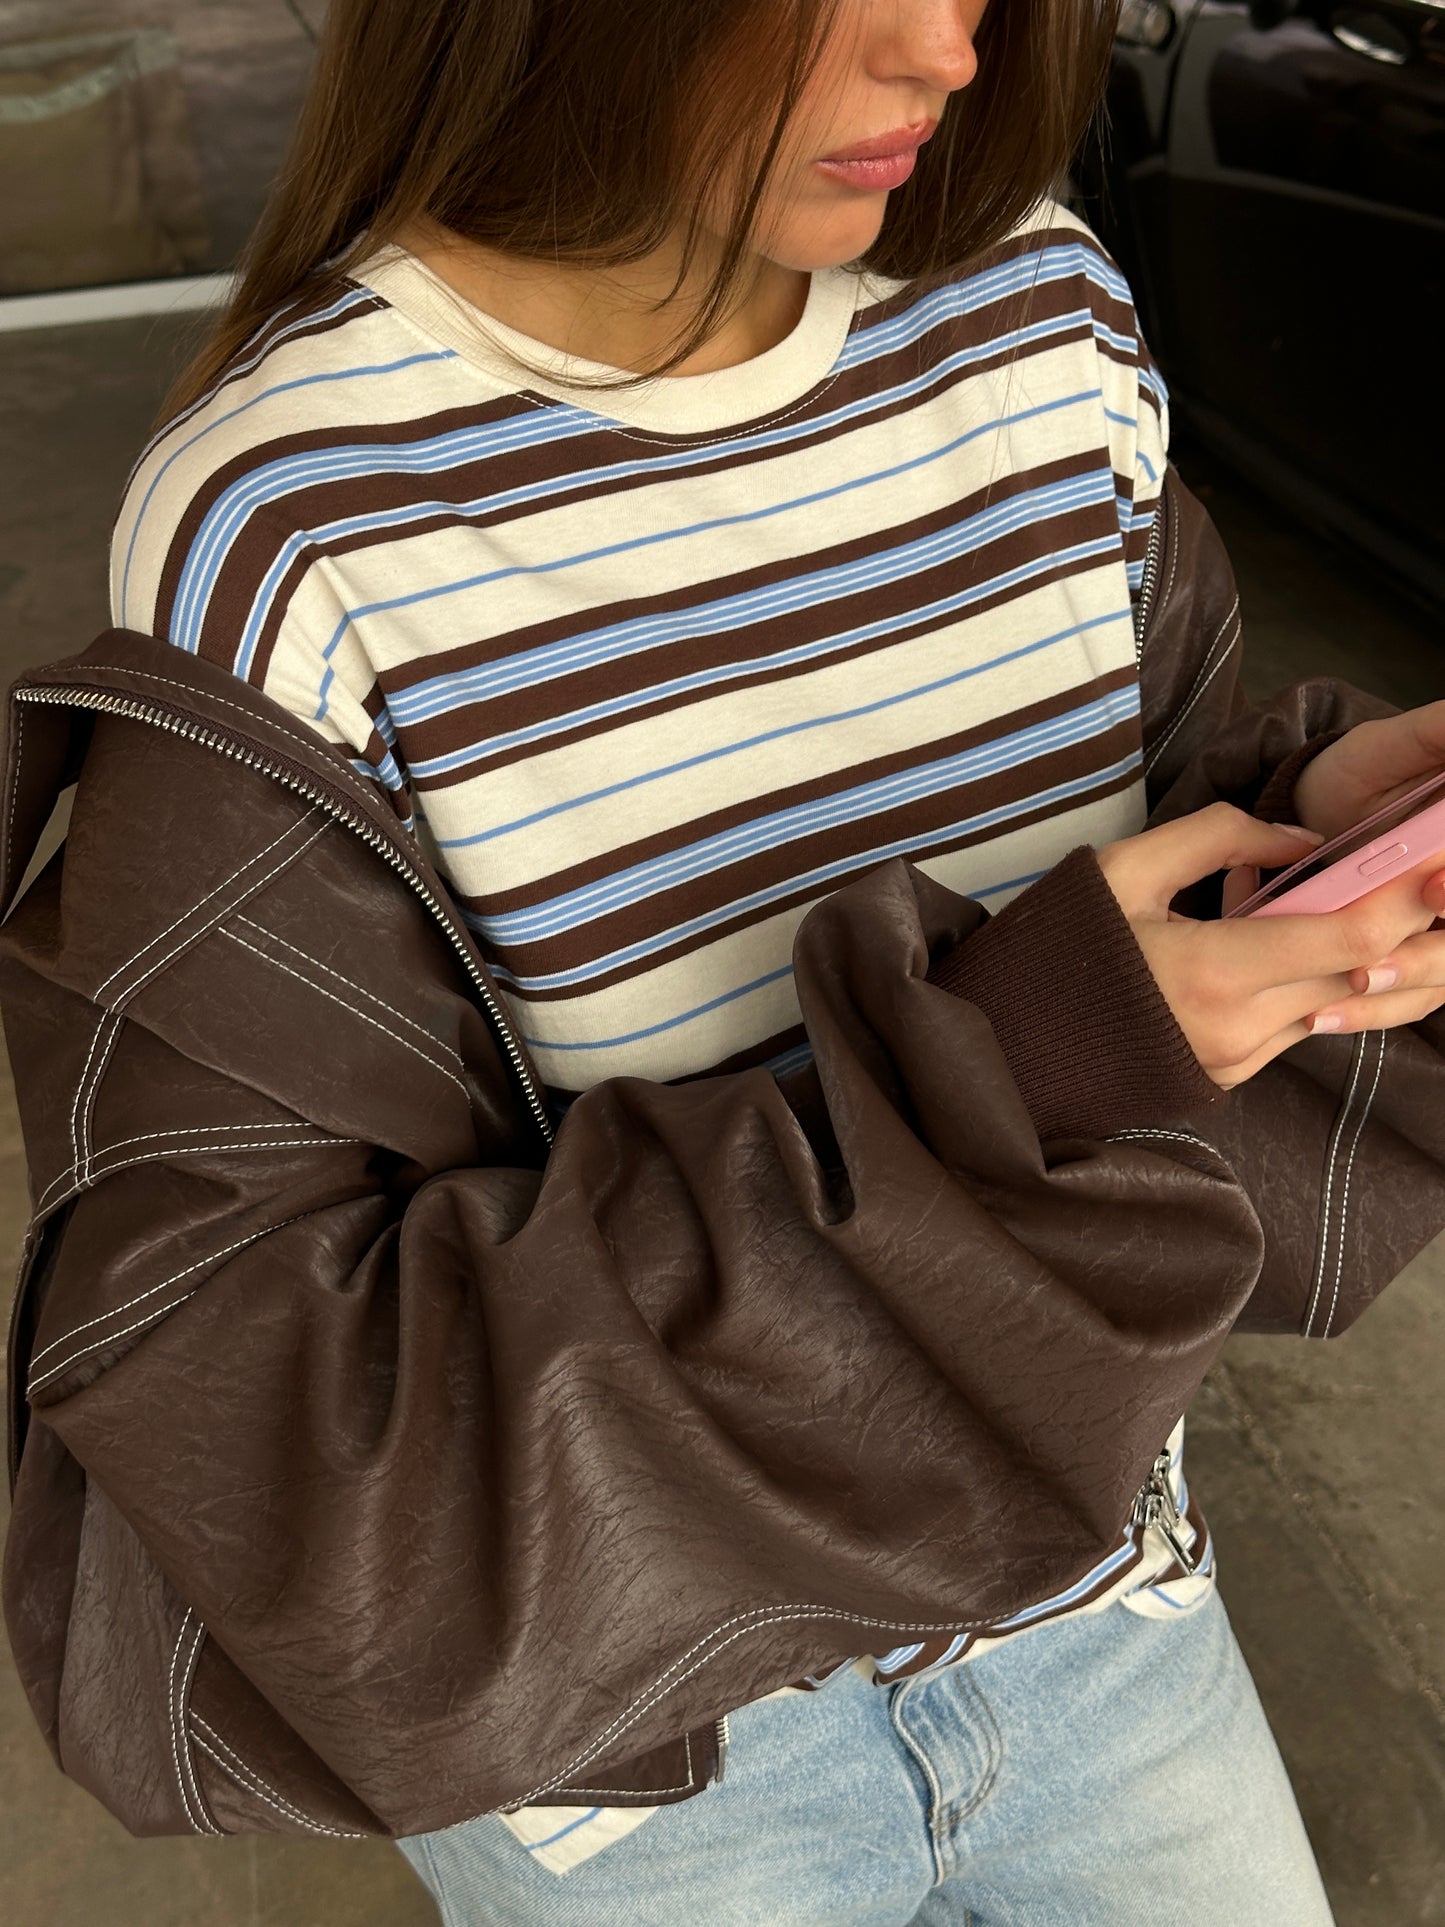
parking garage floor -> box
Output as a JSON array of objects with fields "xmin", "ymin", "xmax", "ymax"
[{"xmin": 0, "ymin": 307, "xmax": 1442, "ymax": 1927}]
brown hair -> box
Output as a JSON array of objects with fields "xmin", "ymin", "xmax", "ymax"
[{"xmin": 162, "ymin": 0, "xmax": 1116, "ymax": 420}]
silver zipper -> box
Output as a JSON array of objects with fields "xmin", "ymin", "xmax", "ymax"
[
  {"xmin": 13, "ymin": 685, "xmax": 555, "ymax": 1149},
  {"xmin": 1133, "ymin": 481, "xmax": 1168, "ymax": 663},
  {"xmin": 713, "ymin": 1713, "xmax": 730, "ymax": 1784},
  {"xmin": 1130, "ymin": 1447, "xmax": 1199, "ymax": 1576}
]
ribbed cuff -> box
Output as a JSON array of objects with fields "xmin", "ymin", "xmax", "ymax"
[
  {"xmin": 926, "ymin": 845, "xmax": 1226, "ymax": 1142},
  {"xmin": 1251, "ymin": 731, "xmax": 1347, "ymax": 825}
]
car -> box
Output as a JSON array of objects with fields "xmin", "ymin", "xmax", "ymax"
[{"xmin": 1069, "ymin": 0, "xmax": 1444, "ymax": 616}]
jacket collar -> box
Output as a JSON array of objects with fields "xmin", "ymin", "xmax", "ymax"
[{"xmin": 2, "ymin": 628, "xmax": 423, "ymax": 924}]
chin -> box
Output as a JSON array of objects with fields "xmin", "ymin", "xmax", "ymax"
[{"xmin": 771, "ymin": 212, "xmax": 887, "ymax": 274}]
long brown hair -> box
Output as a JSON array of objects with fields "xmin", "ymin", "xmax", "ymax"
[{"xmin": 163, "ymin": 0, "xmax": 1117, "ymax": 419}]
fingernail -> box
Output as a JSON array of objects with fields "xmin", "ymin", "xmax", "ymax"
[
  {"xmin": 1308, "ymin": 1013, "xmax": 1343, "ymax": 1033},
  {"xmin": 1364, "ymin": 966, "xmax": 1398, "ymax": 994},
  {"xmin": 1277, "ymin": 824, "xmax": 1325, "ymax": 843}
]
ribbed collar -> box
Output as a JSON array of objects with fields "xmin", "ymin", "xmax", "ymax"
[{"xmin": 353, "ymin": 242, "xmax": 874, "ymax": 437}]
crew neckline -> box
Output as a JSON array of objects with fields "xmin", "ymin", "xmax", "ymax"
[{"xmin": 352, "ymin": 242, "xmax": 875, "ymax": 436}]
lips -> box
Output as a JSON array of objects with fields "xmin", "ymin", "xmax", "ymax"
[{"xmin": 820, "ymin": 119, "xmax": 938, "ymax": 164}]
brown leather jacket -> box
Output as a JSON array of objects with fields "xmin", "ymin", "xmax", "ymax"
[{"xmin": 4, "ymin": 465, "xmax": 1444, "ymax": 1840}]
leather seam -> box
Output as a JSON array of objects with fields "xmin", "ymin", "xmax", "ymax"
[
  {"xmin": 27, "ymin": 1212, "xmax": 313, "ymax": 1393},
  {"xmin": 96, "ymin": 815, "xmax": 324, "ymax": 1003},
  {"xmin": 511, "ymin": 1601, "xmax": 1004, "ymax": 1809},
  {"xmin": 234, "ymin": 913, "xmax": 465, "ymax": 1067},
  {"xmin": 169, "ymin": 1611, "xmax": 220, "ymax": 1834},
  {"xmin": 189, "ymin": 1714, "xmax": 368, "ymax": 1838},
  {"xmin": 1325, "ymin": 1040, "xmax": 1379, "ymax": 1341},
  {"xmin": 33, "ymin": 1121, "xmax": 338, "ymax": 1215},
  {"xmin": 218, "ymin": 926, "xmax": 469, "ymax": 1097},
  {"xmin": 1142, "ymin": 595, "xmax": 1241, "ymax": 781},
  {"xmin": 78, "ymin": 1013, "xmax": 125, "ymax": 1190},
  {"xmin": 540, "ymin": 1731, "xmax": 697, "ymax": 1803},
  {"xmin": 5, "ymin": 703, "xmax": 23, "ymax": 894},
  {"xmin": 113, "ymin": 820, "xmax": 332, "ymax": 1009},
  {"xmin": 31, "ymin": 1130, "xmax": 356, "ymax": 1223},
  {"xmin": 1303, "ymin": 1033, "xmax": 1370, "ymax": 1337}
]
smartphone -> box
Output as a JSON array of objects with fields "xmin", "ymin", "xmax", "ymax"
[{"xmin": 1223, "ymin": 768, "xmax": 1445, "ymax": 920}]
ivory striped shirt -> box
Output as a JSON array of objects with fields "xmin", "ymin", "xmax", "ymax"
[{"xmin": 112, "ymin": 197, "xmax": 1212, "ymax": 1862}]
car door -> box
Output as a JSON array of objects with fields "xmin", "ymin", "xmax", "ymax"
[{"xmin": 1150, "ymin": 0, "xmax": 1444, "ymax": 602}]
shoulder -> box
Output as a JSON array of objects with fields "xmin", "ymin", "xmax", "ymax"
[{"xmin": 110, "ymin": 272, "xmax": 470, "ymax": 662}]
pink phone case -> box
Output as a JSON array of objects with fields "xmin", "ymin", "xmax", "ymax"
[{"xmin": 1226, "ymin": 770, "xmax": 1445, "ymax": 920}]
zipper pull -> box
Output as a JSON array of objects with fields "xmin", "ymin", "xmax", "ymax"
[
  {"xmin": 713, "ymin": 1713, "xmax": 730, "ymax": 1785},
  {"xmin": 1130, "ymin": 1448, "xmax": 1199, "ymax": 1576}
]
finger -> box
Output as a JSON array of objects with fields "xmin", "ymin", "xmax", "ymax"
[
  {"xmin": 1111, "ymin": 805, "xmax": 1323, "ymax": 911},
  {"xmin": 1302, "ymin": 984, "xmax": 1445, "ymax": 1037},
  {"xmin": 1341, "ymin": 922, "xmax": 1445, "ymax": 997},
  {"xmin": 1228, "ymin": 858, "xmax": 1445, "ymax": 986},
  {"xmin": 1221, "ymin": 864, "xmax": 1260, "ymax": 918}
]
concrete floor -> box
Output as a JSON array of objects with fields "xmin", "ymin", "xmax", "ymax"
[{"xmin": 0, "ymin": 314, "xmax": 1443, "ymax": 1927}]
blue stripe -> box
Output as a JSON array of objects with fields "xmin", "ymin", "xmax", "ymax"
[
  {"xmin": 411, "ymin": 537, "xmax": 1122, "ymax": 780},
  {"xmin": 523, "ymin": 1807, "xmax": 603, "ymax": 1852},
  {"xmin": 479, "ymin": 691, "xmax": 1138, "ymax": 947},
  {"xmin": 517, "ymin": 965, "xmax": 794, "ymax": 1055},
  {"xmin": 344, "ymin": 397, "xmax": 1107, "ymax": 724},
  {"xmin": 471, "ymin": 753, "xmax": 1135, "ymax": 997},
  {"xmin": 119, "ymin": 287, "xmax": 379, "ymax": 521},
  {"xmin": 156, "ymin": 235, "xmax": 1133, "ymax": 661},
  {"xmin": 765, "ymin": 1040, "xmax": 815, "ymax": 1081},
  {"xmin": 278, "ymin": 301, "xmax": 1104, "ymax": 617},
  {"xmin": 435, "ymin": 607, "xmax": 1131, "ymax": 851},
  {"xmin": 158, "ymin": 350, "xmax": 460, "ymax": 651}
]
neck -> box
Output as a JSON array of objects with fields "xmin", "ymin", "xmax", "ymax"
[{"xmin": 391, "ymin": 221, "xmax": 811, "ymax": 376}]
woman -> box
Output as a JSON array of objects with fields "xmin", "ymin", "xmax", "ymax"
[{"xmin": 86, "ymin": 0, "xmax": 1445, "ymax": 1919}]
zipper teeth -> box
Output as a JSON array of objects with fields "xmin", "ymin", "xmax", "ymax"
[
  {"xmin": 1134, "ymin": 486, "xmax": 1167, "ymax": 660},
  {"xmin": 15, "ymin": 686, "xmax": 554, "ymax": 1148}
]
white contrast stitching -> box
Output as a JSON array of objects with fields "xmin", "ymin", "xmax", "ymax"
[
  {"xmin": 1320, "ymin": 1031, "xmax": 1385, "ymax": 1340},
  {"xmin": 1104, "ymin": 1129, "xmax": 1224, "ymax": 1158},
  {"xmin": 219, "ymin": 927, "xmax": 469, "ymax": 1097},
  {"xmin": 69, "ymin": 1012, "xmax": 111, "ymax": 1179},
  {"xmin": 111, "ymin": 822, "xmax": 331, "ymax": 1008},
  {"xmin": 5, "ymin": 705, "xmax": 23, "ymax": 900},
  {"xmin": 1143, "ymin": 597, "xmax": 1240, "ymax": 778},
  {"xmin": 96, "ymin": 817, "xmax": 315, "ymax": 1000},
  {"xmin": 32, "ymin": 1132, "xmax": 355, "ymax": 1225},
  {"xmin": 544, "ymin": 1732, "xmax": 696, "ymax": 1802},
  {"xmin": 34, "ymin": 1120, "xmax": 334, "ymax": 1213},
  {"xmin": 1157, "ymin": 483, "xmax": 1181, "ymax": 626},
  {"xmin": 78, "ymin": 1013, "xmax": 124, "ymax": 1189},
  {"xmin": 511, "ymin": 1599, "xmax": 999, "ymax": 1808},
  {"xmin": 168, "ymin": 1611, "xmax": 211, "ymax": 1834},
  {"xmin": 176, "ymin": 1617, "xmax": 218, "ymax": 1834},
  {"xmin": 27, "ymin": 1213, "xmax": 311, "ymax": 1391},
  {"xmin": 71, "ymin": 665, "xmax": 386, "ymax": 815},
  {"xmin": 235, "ymin": 914, "xmax": 463, "ymax": 1065},
  {"xmin": 1304, "ymin": 1033, "xmax": 1368, "ymax": 1338},
  {"xmin": 189, "ymin": 1715, "xmax": 367, "ymax": 1839}
]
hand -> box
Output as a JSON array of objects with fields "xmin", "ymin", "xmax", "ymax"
[
  {"xmin": 1292, "ymin": 701, "xmax": 1445, "ymax": 843},
  {"xmin": 1096, "ymin": 803, "xmax": 1445, "ymax": 1089}
]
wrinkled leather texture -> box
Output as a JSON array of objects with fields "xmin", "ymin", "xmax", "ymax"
[{"xmin": 3, "ymin": 464, "xmax": 1444, "ymax": 1840}]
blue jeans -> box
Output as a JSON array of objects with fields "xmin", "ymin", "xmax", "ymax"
[{"xmin": 397, "ymin": 1587, "xmax": 1335, "ymax": 1925}]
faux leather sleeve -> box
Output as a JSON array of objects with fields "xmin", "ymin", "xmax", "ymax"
[{"xmin": 1080, "ymin": 464, "xmax": 1445, "ymax": 1338}]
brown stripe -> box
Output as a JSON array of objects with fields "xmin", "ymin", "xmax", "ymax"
[
  {"xmin": 401, "ymin": 448, "xmax": 1120, "ymax": 785},
  {"xmin": 161, "ymin": 238, "xmax": 1118, "ymax": 666},
  {"xmin": 473, "ymin": 686, "xmax": 1141, "ymax": 999}
]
